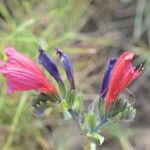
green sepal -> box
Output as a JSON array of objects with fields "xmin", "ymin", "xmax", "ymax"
[
  {"xmin": 121, "ymin": 107, "xmax": 136, "ymax": 122},
  {"xmin": 107, "ymin": 95, "xmax": 136, "ymax": 122},
  {"xmin": 99, "ymin": 98, "xmax": 105, "ymax": 117},
  {"xmin": 66, "ymin": 89, "xmax": 76, "ymax": 107},
  {"xmin": 31, "ymin": 93, "xmax": 59, "ymax": 116},
  {"xmin": 58, "ymin": 83, "xmax": 66, "ymax": 98},
  {"xmin": 60, "ymin": 99, "xmax": 69, "ymax": 111},
  {"xmin": 83, "ymin": 111, "xmax": 96, "ymax": 132},
  {"xmin": 72, "ymin": 92, "xmax": 83, "ymax": 112}
]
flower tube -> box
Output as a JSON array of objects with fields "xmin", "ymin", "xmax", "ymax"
[
  {"xmin": 38, "ymin": 47, "xmax": 63, "ymax": 84},
  {"xmin": 55, "ymin": 48, "xmax": 75, "ymax": 90},
  {"xmin": 99, "ymin": 57, "xmax": 117, "ymax": 98}
]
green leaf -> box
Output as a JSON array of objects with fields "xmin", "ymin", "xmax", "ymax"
[{"xmin": 87, "ymin": 132, "xmax": 105, "ymax": 145}]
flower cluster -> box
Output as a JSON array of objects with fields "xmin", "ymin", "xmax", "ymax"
[
  {"xmin": 0, "ymin": 48, "xmax": 144, "ymax": 145},
  {"xmin": 0, "ymin": 47, "xmax": 75, "ymax": 94},
  {"xmin": 83, "ymin": 51, "xmax": 144, "ymax": 144}
]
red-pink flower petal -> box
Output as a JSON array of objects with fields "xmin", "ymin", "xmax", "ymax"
[
  {"xmin": 105, "ymin": 51, "xmax": 142, "ymax": 109},
  {"xmin": 4, "ymin": 47, "xmax": 43, "ymax": 75},
  {"xmin": 0, "ymin": 47, "xmax": 58, "ymax": 94}
]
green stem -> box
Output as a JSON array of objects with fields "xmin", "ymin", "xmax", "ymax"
[
  {"xmin": 83, "ymin": 136, "xmax": 91, "ymax": 150},
  {"xmin": 90, "ymin": 142, "xmax": 97, "ymax": 150},
  {"xmin": 2, "ymin": 92, "xmax": 28, "ymax": 150},
  {"xmin": 68, "ymin": 108, "xmax": 78, "ymax": 122}
]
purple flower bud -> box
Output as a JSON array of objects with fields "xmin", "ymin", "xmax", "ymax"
[
  {"xmin": 99, "ymin": 57, "xmax": 117, "ymax": 98},
  {"xmin": 55, "ymin": 48, "xmax": 75, "ymax": 90},
  {"xmin": 38, "ymin": 47, "xmax": 63, "ymax": 84}
]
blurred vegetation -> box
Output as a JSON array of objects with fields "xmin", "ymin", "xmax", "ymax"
[{"xmin": 0, "ymin": 0, "xmax": 150, "ymax": 150}]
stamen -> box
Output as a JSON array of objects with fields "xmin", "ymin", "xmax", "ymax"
[{"xmin": 134, "ymin": 62, "xmax": 145, "ymax": 72}]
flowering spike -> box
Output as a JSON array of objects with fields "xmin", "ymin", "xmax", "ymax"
[
  {"xmin": 38, "ymin": 47, "xmax": 63, "ymax": 84},
  {"xmin": 99, "ymin": 57, "xmax": 117, "ymax": 98},
  {"xmin": 55, "ymin": 48, "xmax": 75, "ymax": 90},
  {"xmin": 0, "ymin": 47, "xmax": 57, "ymax": 94},
  {"xmin": 105, "ymin": 51, "xmax": 143, "ymax": 109}
]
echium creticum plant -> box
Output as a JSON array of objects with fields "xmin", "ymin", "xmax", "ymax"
[{"xmin": 0, "ymin": 47, "xmax": 144, "ymax": 146}]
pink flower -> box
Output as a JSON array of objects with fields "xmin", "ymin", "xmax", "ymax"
[
  {"xmin": 105, "ymin": 51, "xmax": 143, "ymax": 109},
  {"xmin": 0, "ymin": 47, "xmax": 58, "ymax": 94}
]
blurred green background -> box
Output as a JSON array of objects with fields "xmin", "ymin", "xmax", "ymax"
[{"xmin": 0, "ymin": 0, "xmax": 150, "ymax": 150}]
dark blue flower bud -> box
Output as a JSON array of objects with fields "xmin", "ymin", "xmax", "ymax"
[
  {"xmin": 55, "ymin": 48, "xmax": 75, "ymax": 90},
  {"xmin": 99, "ymin": 57, "xmax": 117, "ymax": 98},
  {"xmin": 38, "ymin": 47, "xmax": 63, "ymax": 84}
]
